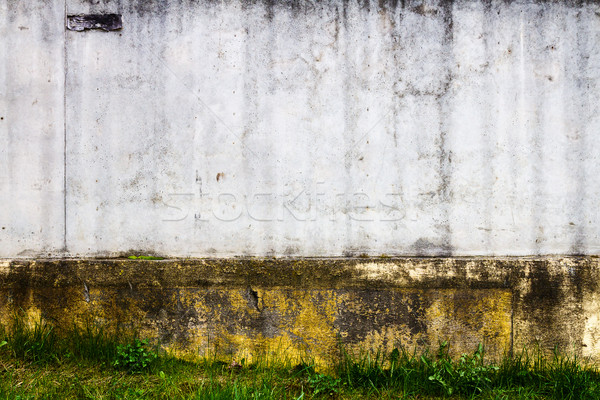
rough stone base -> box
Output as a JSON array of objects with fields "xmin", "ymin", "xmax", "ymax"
[{"xmin": 0, "ymin": 257, "xmax": 598, "ymax": 364}]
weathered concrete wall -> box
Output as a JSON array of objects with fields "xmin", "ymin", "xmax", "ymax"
[
  {"xmin": 3, "ymin": 1, "xmax": 600, "ymax": 364},
  {"xmin": 2, "ymin": 257, "xmax": 600, "ymax": 363},
  {"xmin": 2, "ymin": 0, "xmax": 600, "ymax": 257},
  {"xmin": 0, "ymin": 0, "xmax": 65, "ymax": 256}
]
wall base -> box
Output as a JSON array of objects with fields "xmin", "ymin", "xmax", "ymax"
[{"xmin": 1, "ymin": 257, "xmax": 598, "ymax": 364}]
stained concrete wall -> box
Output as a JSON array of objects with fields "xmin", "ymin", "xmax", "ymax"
[
  {"xmin": 2, "ymin": 257, "xmax": 600, "ymax": 363},
  {"xmin": 2, "ymin": 0, "xmax": 600, "ymax": 258}
]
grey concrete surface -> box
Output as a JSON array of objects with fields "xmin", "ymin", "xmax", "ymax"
[
  {"xmin": 2, "ymin": 0, "xmax": 600, "ymax": 257},
  {"xmin": 0, "ymin": 0, "xmax": 65, "ymax": 256}
]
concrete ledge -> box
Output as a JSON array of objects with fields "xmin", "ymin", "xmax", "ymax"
[{"xmin": 0, "ymin": 257, "xmax": 598, "ymax": 363}]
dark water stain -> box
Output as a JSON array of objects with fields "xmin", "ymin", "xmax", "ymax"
[
  {"xmin": 514, "ymin": 261, "xmax": 572, "ymax": 350},
  {"xmin": 360, "ymin": 0, "xmax": 371, "ymax": 13},
  {"xmin": 568, "ymin": 11, "xmax": 589, "ymax": 255},
  {"xmin": 379, "ymin": 0, "xmax": 399, "ymax": 13},
  {"xmin": 335, "ymin": 289, "xmax": 428, "ymax": 343},
  {"xmin": 412, "ymin": 238, "xmax": 453, "ymax": 257},
  {"xmin": 476, "ymin": 0, "xmax": 495, "ymax": 251},
  {"xmin": 435, "ymin": 0, "xmax": 455, "ymax": 257},
  {"xmin": 135, "ymin": 288, "xmax": 203, "ymax": 346},
  {"xmin": 528, "ymin": 11, "xmax": 547, "ymax": 255},
  {"xmin": 522, "ymin": 261, "xmax": 562, "ymax": 311},
  {"xmin": 127, "ymin": 0, "xmax": 171, "ymax": 17}
]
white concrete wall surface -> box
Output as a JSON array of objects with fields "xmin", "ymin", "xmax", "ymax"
[
  {"xmin": 2, "ymin": 0, "xmax": 600, "ymax": 258},
  {"xmin": 0, "ymin": 0, "xmax": 66, "ymax": 256}
]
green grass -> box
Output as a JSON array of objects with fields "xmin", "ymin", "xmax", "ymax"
[
  {"xmin": 335, "ymin": 341, "xmax": 600, "ymax": 399},
  {"xmin": 0, "ymin": 314, "xmax": 599, "ymax": 399}
]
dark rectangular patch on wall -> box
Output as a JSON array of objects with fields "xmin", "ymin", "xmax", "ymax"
[{"xmin": 67, "ymin": 14, "xmax": 122, "ymax": 31}]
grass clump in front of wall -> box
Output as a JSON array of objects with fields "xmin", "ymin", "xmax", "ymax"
[
  {"xmin": 0, "ymin": 314, "xmax": 599, "ymax": 399},
  {"xmin": 1, "ymin": 313, "xmax": 125, "ymax": 366},
  {"xmin": 336, "ymin": 341, "xmax": 600, "ymax": 399}
]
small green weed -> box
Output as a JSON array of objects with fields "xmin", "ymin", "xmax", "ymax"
[
  {"xmin": 128, "ymin": 255, "xmax": 164, "ymax": 260},
  {"xmin": 113, "ymin": 338, "xmax": 158, "ymax": 373},
  {"xmin": 425, "ymin": 342, "xmax": 498, "ymax": 396},
  {"xmin": 307, "ymin": 372, "xmax": 341, "ymax": 396}
]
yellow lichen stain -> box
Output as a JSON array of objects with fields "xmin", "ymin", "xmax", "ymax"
[
  {"xmin": 0, "ymin": 283, "xmax": 514, "ymax": 367},
  {"xmin": 424, "ymin": 289, "xmax": 512, "ymax": 359},
  {"xmin": 356, "ymin": 262, "xmax": 398, "ymax": 281},
  {"xmin": 287, "ymin": 290, "xmax": 339, "ymax": 366},
  {"xmin": 0, "ymin": 259, "xmax": 514, "ymax": 368},
  {"xmin": 156, "ymin": 289, "xmax": 342, "ymax": 369},
  {"xmin": 24, "ymin": 306, "xmax": 42, "ymax": 327},
  {"xmin": 0, "ymin": 261, "xmax": 10, "ymax": 274},
  {"xmin": 356, "ymin": 325, "xmax": 418, "ymax": 357},
  {"xmin": 581, "ymin": 292, "xmax": 600, "ymax": 358}
]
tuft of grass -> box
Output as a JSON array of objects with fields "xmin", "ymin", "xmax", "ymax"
[
  {"xmin": 492, "ymin": 346, "xmax": 600, "ymax": 400},
  {"xmin": 6, "ymin": 312, "xmax": 58, "ymax": 363},
  {"xmin": 335, "ymin": 341, "xmax": 600, "ymax": 399},
  {"xmin": 64, "ymin": 321, "xmax": 123, "ymax": 363}
]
